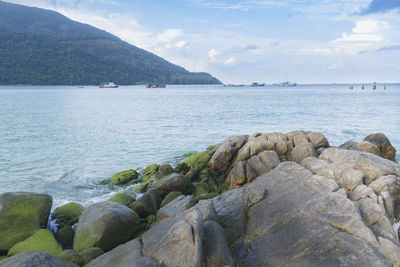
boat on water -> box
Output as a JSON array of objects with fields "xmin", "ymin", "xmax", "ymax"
[
  {"xmin": 373, "ymin": 82, "xmax": 377, "ymax": 90},
  {"xmin": 279, "ymin": 81, "xmax": 297, "ymax": 87},
  {"xmin": 146, "ymin": 83, "xmax": 166, "ymax": 88},
  {"xmin": 224, "ymin": 84, "xmax": 244, "ymax": 87},
  {"xmin": 99, "ymin": 82, "xmax": 118, "ymax": 88},
  {"xmin": 251, "ymin": 82, "xmax": 265, "ymax": 87}
]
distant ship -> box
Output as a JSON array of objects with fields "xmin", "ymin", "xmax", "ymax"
[
  {"xmin": 373, "ymin": 82, "xmax": 377, "ymax": 90},
  {"xmin": 251, "ymin": 82, "xmax": 265, "ymax": 87},
  {"xmin": 99, "ymin": 82, "xmax": 118, "ymax": 88},
  {"xmin": 279, "ymin": 81, "xmax": 297, "ymax": 87},
  {"xmin": 224, "ymin": 84, "xmax": 244, "ymax": 87},
  {"xmin": 146, "ymin": 83, "xmax": 166, "ymax": 88}
]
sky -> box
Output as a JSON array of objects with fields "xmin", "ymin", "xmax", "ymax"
[{"xmin": 4, "ymin": 0, "xmax": 400, "ymax": 84}]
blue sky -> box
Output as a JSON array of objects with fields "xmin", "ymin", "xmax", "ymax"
[{"xmin": 4, "ymin": 0, "xmax": 400, "ymax": 83}]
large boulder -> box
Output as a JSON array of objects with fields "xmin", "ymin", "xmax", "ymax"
[
  {"xmin": 131, "ymin": 195, "xmax": 154, "ymax": 218},
  {"xmin": 142, "ymin": 208, "xmax": 204, "ymax": 267},
  {"xmin": 73, "ymin": 201, "xmax": 140, "ymax": 252},
  {"xmin": 86, "ymin": 238, "xmax": 162, "ymax": 267},
  {"xmin": 7, "ymin": 229, "xmax": 63, "ymax": 257},
  {"xmin": 108, "ymin": 192, "xmax": 135, "ymax": 207},
  {"xmin": 0, "ymin": 192, "xmax": 52, "ymax": 252},
  {"xmin": 156, "ymin": 195, "xmax": 194, "ymax": 221},
  {"xmin": 237, "ymin": 162, "xmax": 391, "ymax": 266},
  {"xmin": 0, "ymin": 252, "xmax": 78, "ymax": 267},
  {"xmin": 51, "ymin": 202, "xmax": 84, "ymax": 227},
  {"xmin": 152, "ymin": 173, "xmax": 193, "ymax": 195},
  {"xmin": 364, "ymin": 133, "xmax": 397, "ymax": 161},
  {"xmin": 160, "ymin": 191, "xmax": 182, "ymax": 207}
]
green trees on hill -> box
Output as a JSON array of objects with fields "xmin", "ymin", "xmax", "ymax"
[{"xmin": 0, "ymin": 1, "xmax": 220, "ymax": 85}]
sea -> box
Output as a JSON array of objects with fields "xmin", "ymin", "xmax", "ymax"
[{"xmin": 0, "ymin": 84, "xmax": 399, "ymax": 208}]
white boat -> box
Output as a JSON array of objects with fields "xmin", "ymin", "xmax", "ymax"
[
  {"xmin": 279, "ymin": 81, "xmax": 297, "ymax": 87},
  {"xmin": 99, "ymin": 82, "xmax": 118, "ymax": 88}
]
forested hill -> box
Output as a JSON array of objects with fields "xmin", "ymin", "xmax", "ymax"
[{"xmin": 0, "ymin": 1, "xmax": 221, "ymax": 85}]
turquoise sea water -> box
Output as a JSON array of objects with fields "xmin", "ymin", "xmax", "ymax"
[{"xmin": 0, "ymin": 84, "xmax": 399, "ymax": 207}]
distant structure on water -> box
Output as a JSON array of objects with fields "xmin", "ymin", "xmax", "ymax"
[
  {"xmin": 99, "ymin": 82, "xmax": 118, "ymax": 88},
  {"xmin": 373, "ymin": 82, "xmax": 377, "ymax": 90},
  {"xmin": 224, "ymin": 84, "xmax": 244, "ymax": 87},
  {"xmin": 146, "ymin": 83, "xmax": 166, "ymax": 88},
  {"xmin": 279, "ymin": 81, "xmax": 297, "ymax": 87},
  {"xmin": 251, "ymin": 82, "xmax": 265, "ymax": 87}
]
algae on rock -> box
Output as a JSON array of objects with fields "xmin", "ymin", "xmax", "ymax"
[{"xmin": 7, "ymin": 229, "xmax": 63, "ymax": 257}]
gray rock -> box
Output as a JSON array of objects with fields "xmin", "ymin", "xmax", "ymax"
[
  {"xmin": 153, "ymin": 173, "xmax": 193, "ymax": 195},
  {"xmin": 0, "ymin": 192, "xmax": 52, "ymax": 252},
  {"xmin": 157, "ymin": 164, "xmax": 174, "ymax": 178},
  {"xmin": 339, "ymin": 140, "xmax": 359, "ymax": 150},
  {"xmin": 290, "ymin": 142, "xmax": 318, "ymax": 163},
  {"xmin": 86, "ymin": 238, "xmax": 162, "ymax": 267},
  {"xmin": 203, "ymin": 220, "xmax": 235, "ymax": 267},
  {"xmin": 156, "ymin": 195, "xmax": 194, "ymax": 221},
  {"xmin": 306, "ymin": 131, "xmax": 330, "ymax": 149},
  {"xmin": 142, "ymin": 208, "xmax": 204, "ymax": 267},
  {"xmin": 357, "ymin": 141, "xmax": 381, "ymax": 156},
  {"xmin": 319, "ymin": 148, "xmax": 400, "ymax": 184},
  {"xmin": 239, "ymin": 162, "xmax": 390, "ymax": 266},
  {"xmin": 364, "ymin": 133, "xmax": 396, "ymax": 161},
  {"xmin": 73, "ymin": 201, "xmax": 140, "ymax": 252},
  {"xmin": 0, "ymin": 251, "xmax": 78, "ymax": 267},
  {"xmin": 209, "ymin": 135, "xmax": 248, "ymax": 171}
]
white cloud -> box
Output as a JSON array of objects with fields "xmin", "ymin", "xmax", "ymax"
[
  {"xmin": 333, "ymin": 20, "xmax": 390, "ymax": 43},
  {"xmin": 175, "ymin": 41, "xmax": 188, "ymax": 48},
  {"xmin": 156, "ymin": 29, "xmax": 183, "ymax": 43}
]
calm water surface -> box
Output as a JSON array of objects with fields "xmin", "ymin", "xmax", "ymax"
[{"xmin": 0, "ymin": 84, "xmax": 399, "ymax": 207}]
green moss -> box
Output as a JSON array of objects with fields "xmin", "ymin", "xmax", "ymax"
[
  {"xmin": 185, "ymin": 168, "xmax": 199, "ymax": 182},
  {"xmin": 0, "ymin": 192, "xmax": 52, "ymax": 252},
  {"xmin": 131, "ymin": 181, "xmax": 151, "ymax": 194},
  {"xmin": 54, "ymin": 226, "xmax": 74, "ymax": 247},
  {"xmin": 8, "ymin": 229, "xmax": 63, "ymax": 256},
  {"xmin": 108, "ymin": 192, "xmax": 135, "ymax": 207},
  {"xmin": 174, "ymin": 162, "xmax": 190, "ymax": 175},
  {"xmin": 207, "ymin": 144, "xmax": 216, "ymax": 151},
  {"xmin": 141, "ymin": 164, "xmax": 160, "ymax": 183},
  {"xmin": 59, "ymin": 249, "xmax": 84, "ymax": 266},
  {"xmin": 52, "ymin": 202, "xmax": 84, "ymax": 226},
  {"xmin": 193, "ymin": 182, "xmax": 208, "ymax": 197},
  {"xmin": 160, "ymin": 191, "xmax": 182, "ymax": 207},
  {"xmin": 0, "ymin": 256, "xmax": 7, "ymax": 261},
  {"xmin": 109, "ymin": 169, "xmax": 138, "ymax": 186},
  {"xmin": 184, "ymin": 151, "xmax": 211, "ymax": 170}
]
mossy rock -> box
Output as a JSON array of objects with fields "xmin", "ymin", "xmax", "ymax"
[
  {"xmin": 152, "ymin": 173, "xmax": 193, "ymax": 196},
  {"xmin": 0, "ymin": 256, "xmax": 7, "ymax": 261},
  {"xmin": 52, "ymin": 202, "xmax": 84, "ymax": 227},
  {"xmin": 141, "ymin": 164, "xmax": 160, "ymax": 183},
  {"xmin": 108, "ymin": 192, "xmax": 135, "ymax": 207},
  {"xmin": 193, "ymin": 182, "xmax": 208, "ymax": 197},
  {"xmin": 147, "ymin": 189, "xmax": 162, "ymax": 213},
  {"xmin": 131, "ymin": 195, "xmax": 154, "ymax": 217},
  {"xmin": 0, "ymin": 192, "xmax": 53, "ymax": 252},
  {"xmin": 157, "ymin": 164, "xmax": 174, "ymax": 178},
  {"xmin": 59, "ymin": 249, "xmax": 84, "ymax": 266},
  {"xmin": 184, "ymin": 151, "xmax": 211, "ymax": 170},
  {"xmin": 8, "ymin": 229, "xmax": 63, "ymax": 257},
  {"xmin": 140, "ymin": 214, "xmax": 157, "ymax": 233},
  {"xmin": 78, "ymin": 247, "xmax": 104, "ymax": 264},
  {"xmin": 207, "ymin": 144, "xmax": 216, "ymax": 151},
  {"xmin": 110, "ymin": 169, "xmax": 139, "ymax": 186},
  {"xmin": 131, "ymin": 181, "xmax": 151, "ymax": 194},
  {"xmin": 174, "ymin": 162, "xmax": 190, "ymax": 175},
  {"xmin": 55, "ymin": 226, "xmax": 75, "ymax": 247},
  {"xmin": 185, "ymin": 168, "xmax": 200, "ymax": 182},
  {"xmin": 160, "ymin": 191, "xmax": 182, "ymax": 208}
]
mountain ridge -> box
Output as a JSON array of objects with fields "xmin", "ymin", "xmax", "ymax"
[{"xmin": 0, "ymin": 1, "xmax": 221, "ymax": 85}]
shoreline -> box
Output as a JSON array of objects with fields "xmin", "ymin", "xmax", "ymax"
[{"xmin": 1, "ymin": 130, "xmax": 399, "ymax": 266}]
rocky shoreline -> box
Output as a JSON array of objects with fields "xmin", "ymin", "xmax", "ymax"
[{"xmin": 0, "ymin": 131, "xmax": 399, "ymax": 266}]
